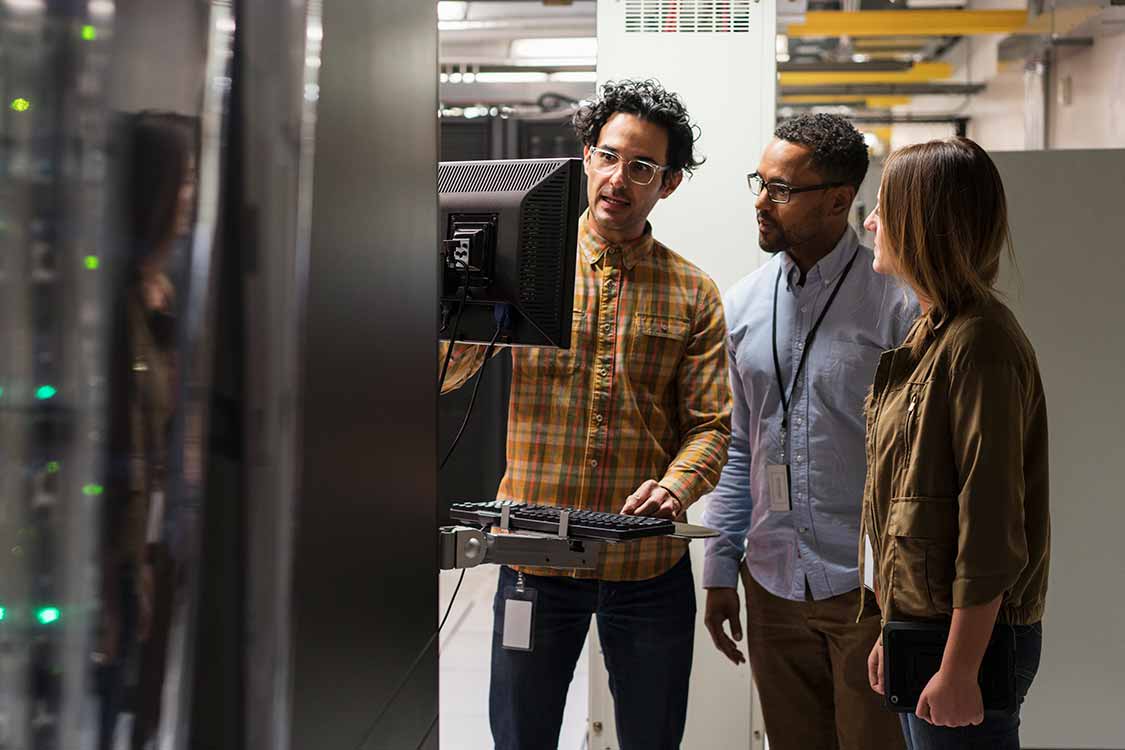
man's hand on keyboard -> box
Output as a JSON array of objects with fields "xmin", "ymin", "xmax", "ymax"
[{"xmin": 619, "ymin": 479, "xmax": 683, "ymax": 519}]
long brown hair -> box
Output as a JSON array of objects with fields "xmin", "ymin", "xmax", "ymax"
[{"xmin": 879, "ymin": 137, "xmax": 1014, "ymax": 353}]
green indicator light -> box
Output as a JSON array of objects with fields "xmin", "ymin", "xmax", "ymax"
[
  {"xmin": 37, "ymin": 607, "xmax": 60, "ymax": 625},
  {"xmin": 0, "ymin": 607, "xmax": 5, "ymax": 622},
  {"xmin": 81, "ymin": 25, "xmax": 97, "ymax": 41},
  {"xmin": 0, "ymin": 386, "xmax": 4, "ymax": 398},
  {"xmin": 10, "ymin": 98, "xmax": 30, "ymax": 112},
  {"xmin": 47, "ymin": 461, "xmax": 60, "ymax": 474},
  {"xmin": 84, "ymin": 255, "xmax": 100, "ymax": 270},
  {"xmin": 35, "ymin": 385, "xmax": 57, "ymax": 400},
  {"xmin": 82, "ymin": 484, "xmax": 104, "ymax": 496}
]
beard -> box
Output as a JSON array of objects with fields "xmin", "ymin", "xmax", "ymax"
[{"xmin": 757, "ymin": 215, "xmax": 789, "ymax": 253}]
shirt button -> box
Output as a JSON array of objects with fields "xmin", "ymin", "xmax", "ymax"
[
  {"xmin": 801, "ymin": 306, "xmax": 808, "ymax": 313},
  {"xmin": 796, "ymin": 454, "xmax": 804, "ymax": 462},
  {"xmin": 602, "ymin": 324, "xmax": 611, "ymax": 333},
  {"xmin": 800, "ymin": 527, "xmax": 808, "ymax": 533},
  {"xmin": 590, "ymin": 459, "xmax": 598, "ymax": 468},
  {"xmin": 660, "ymin": 322, "xmax": 668, "ymax": 332},
  {"xmin": 599, "ymin": 367, "xmax": 608, "ymax": 377},
  {"xmin": 796, "ymin": 341, "xmax": 804, "ymax": 350},
  {"xmin": 594, "ymin": 414, "xmax": 603, "ymax": 423}
]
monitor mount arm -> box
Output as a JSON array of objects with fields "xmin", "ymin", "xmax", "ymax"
[{"xmin": 438, "ymin": 526, "xmax": 603, "ymax": 571}]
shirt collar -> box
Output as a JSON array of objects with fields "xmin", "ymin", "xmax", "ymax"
[
  {"xmin": 781, "ymin": 226, "xmax": 859, "ymax": 290},
  {"xmin": 578, "ymin": 210, "xmax": 655, "ymax": 270}
]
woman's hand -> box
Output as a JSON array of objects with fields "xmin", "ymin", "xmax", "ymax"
[
  {"xmin": 915, "ymin": 667, "xmax": 984, "ymax": 727},
  {"xmin": 867, "ymin": 638, "xmax": 884, "ymax": 695}
]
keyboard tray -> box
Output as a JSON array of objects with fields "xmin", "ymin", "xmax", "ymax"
[{"xmin": 449, "ymin": 500, "xmax": 676, "ymax": 542}]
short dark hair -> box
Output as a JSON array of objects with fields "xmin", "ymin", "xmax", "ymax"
[
  {"xmin": 774, "ymin": 114, "xmax": 868, "ymax": 190},
  {"xmin": 573, "ymin": 79, "xmax": 704, "ymax": 177}
]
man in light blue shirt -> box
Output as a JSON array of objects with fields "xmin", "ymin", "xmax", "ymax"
[{"xmin": 702, "ymin": 114, "xmax": 918, "ymax": 750}]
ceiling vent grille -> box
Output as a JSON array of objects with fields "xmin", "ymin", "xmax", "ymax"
[{"xmin": 624, "ymin": 0, "xmax": 754, "ymax": 33}]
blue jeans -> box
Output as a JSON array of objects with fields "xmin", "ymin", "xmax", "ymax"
[
  {"xmin": 489, "ymin": 554, "xmax": 696, "ymax": 750},
  {"xmin": 900, "ymin": 623, "xmax": 1043, "ymax": 750}
]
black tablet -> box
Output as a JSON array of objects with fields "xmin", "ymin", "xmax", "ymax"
[{"xmin": 882, "ymin": 620, "xmax": 1017, "ymax": 714}]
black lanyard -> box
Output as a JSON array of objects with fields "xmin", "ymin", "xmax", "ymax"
[{"xmin": 771, "ymin": 246, "xmax": 861, "ymax": 457}]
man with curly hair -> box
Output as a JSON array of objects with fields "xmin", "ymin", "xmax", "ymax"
[
  {"xmin": 442, "ymin": 79, "xmax": 731, "ymax": 749},
  {"xmin": 701, "ymin": 114, "xmax": 917, "ymax": 749}
]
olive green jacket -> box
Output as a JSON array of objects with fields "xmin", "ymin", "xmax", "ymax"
[{"xmin": 861, "ymin": 298, "xmax": 1049, "ymax": 626}]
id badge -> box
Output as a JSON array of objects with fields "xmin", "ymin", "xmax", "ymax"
[
  {"xmin": 767, "ymin": 464, "xmax": 792, "ymax": 512},
  {"xmin": 501, "ymin": 583, "xmax": 538, "ymax": 652}
]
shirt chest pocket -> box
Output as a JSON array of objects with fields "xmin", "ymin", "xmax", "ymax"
[
  {"xmin": 887, "ymin": 497, "xmax": 957, "ymax": 618},
  {"xmin": 822, "ymin": 338, "xmax": 884, "ymax": 416},
  {"xmin": 626, "ymin": 314, "xmax": 689, "ymax": 390}
]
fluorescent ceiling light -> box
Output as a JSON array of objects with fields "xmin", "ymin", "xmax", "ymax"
[
  {"xmin": 776, "ymin": 34, "xmax": 789, "ymax": 57},
  {"xmin": 474, "ymin": 72, "xmax": 550, "ymax": 83},
  {"xmin": 510, "ymin": 37, "xmax": 597, "ymax": 60},
  {"xmin": 438, "ymin": 1, "xmax": 468, "ymax": 22},
  {"xmin": 549, "ymin": 71, "xmax": 598, "ymax": 83},
  {"xmin": 5, "ymin": 0, "xmax": 47, "ymax": 11},
  {"xmin": 87, "ymin": 0, "xmax": 114, "ymax": 17}
]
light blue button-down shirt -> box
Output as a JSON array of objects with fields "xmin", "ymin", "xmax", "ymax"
[{"xmin": 702, "ymin": 227, "xmax": 919, "ymax": 601}]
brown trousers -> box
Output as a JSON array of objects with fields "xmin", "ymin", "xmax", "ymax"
[{"xmin": 742, "ymin": 566, "xmax": 904, "ymax": 750}]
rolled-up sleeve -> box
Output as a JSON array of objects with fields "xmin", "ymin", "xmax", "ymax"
[{"xmin": 438, "ymin": 342, "xmax": 491, "ymax": 394}]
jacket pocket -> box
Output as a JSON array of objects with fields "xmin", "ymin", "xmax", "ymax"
[
  {"xmin": 900, "ymin": 385, "xmax": 921, "ymax": 458},
  {"xmin": 888, "ymin": 496, "xmax": 957, "ymax": 618}
]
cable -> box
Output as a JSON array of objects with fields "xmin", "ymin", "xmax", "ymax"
[
  {"xmin": 439, "ymin": 315, "xmax": 504, "ymax": 470},
  {"xmin": 352, "ymin": 568, "xmax": 467, "ymax": 750},
  {"xmin": 438, "ymin": 259, "xmax": 471, "ymax": 394}
]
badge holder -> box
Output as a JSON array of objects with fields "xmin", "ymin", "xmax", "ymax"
[
  {"xmin": 501, "ymin": 571, "xmax": 538, "ymax": 652},
  {"xmin": 767, "ymin": 424, "xmax": 792, "ymax": 513}
]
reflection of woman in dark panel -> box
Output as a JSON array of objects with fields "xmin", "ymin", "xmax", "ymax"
[{"xmin": 97, "ymin": 111, "xmax": 196, "ymax": 750}]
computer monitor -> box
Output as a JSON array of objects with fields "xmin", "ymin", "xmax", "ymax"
[{"xmin": 438, "ymin": 157, "xmax": 583, "ymax": 348}]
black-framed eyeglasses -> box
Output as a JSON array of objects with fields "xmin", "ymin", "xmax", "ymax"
[
  {"xmin": 747, "ymin": 172, "xmax": 844, "ymax": 204},
  {"xmin": 587, "ymin": 146, "xmax": 670, "ymax": 186}
]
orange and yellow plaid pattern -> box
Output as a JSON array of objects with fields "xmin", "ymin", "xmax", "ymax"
[{"xmin": 443, "ymin": 211, "xmax": 731, "ymax": 581}]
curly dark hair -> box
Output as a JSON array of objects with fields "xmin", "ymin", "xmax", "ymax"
[
  {"xmin": 573, "ymin": 79, "xmax": 704, "ymax": 178},
  {"xmin": 774, "ymin": 113, "xmax": 869, "ymax": 190}
]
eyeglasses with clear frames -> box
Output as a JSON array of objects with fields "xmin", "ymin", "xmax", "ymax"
[
  {"xmin": 747, "ymin": 172, "xmax": 844, "ymax": 204},
  {"xmin": 587, "ymin": 146, "xmax": 670, "ymax": 186}
]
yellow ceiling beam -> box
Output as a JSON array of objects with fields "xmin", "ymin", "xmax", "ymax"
[
  {"xmin": 780, "ymin": 62, "xmax": 952, "ymax": 86},
  {"xmin": 780, "ymin": 95, "xmax": 913, "ymax": 108},
  {"xmin": 868, "ymin": 126, "xmax": 894, "ymax": 144},
  {"xmin": 851, "ymin": 38, "xmax": 928, "ymax": 50},
  {"xmin": 786, "ymin": 10, "xmax": 1028, "ymax": 37}
]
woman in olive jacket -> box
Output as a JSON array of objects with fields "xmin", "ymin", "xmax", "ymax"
[{"xmin": 860, "ymin": 137, "xmax": 1049, "ymax": 750}]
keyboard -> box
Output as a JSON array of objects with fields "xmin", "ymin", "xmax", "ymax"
[{"xmin": 448, "ymin": 500, "xmax": 676, "ymax": 542}]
